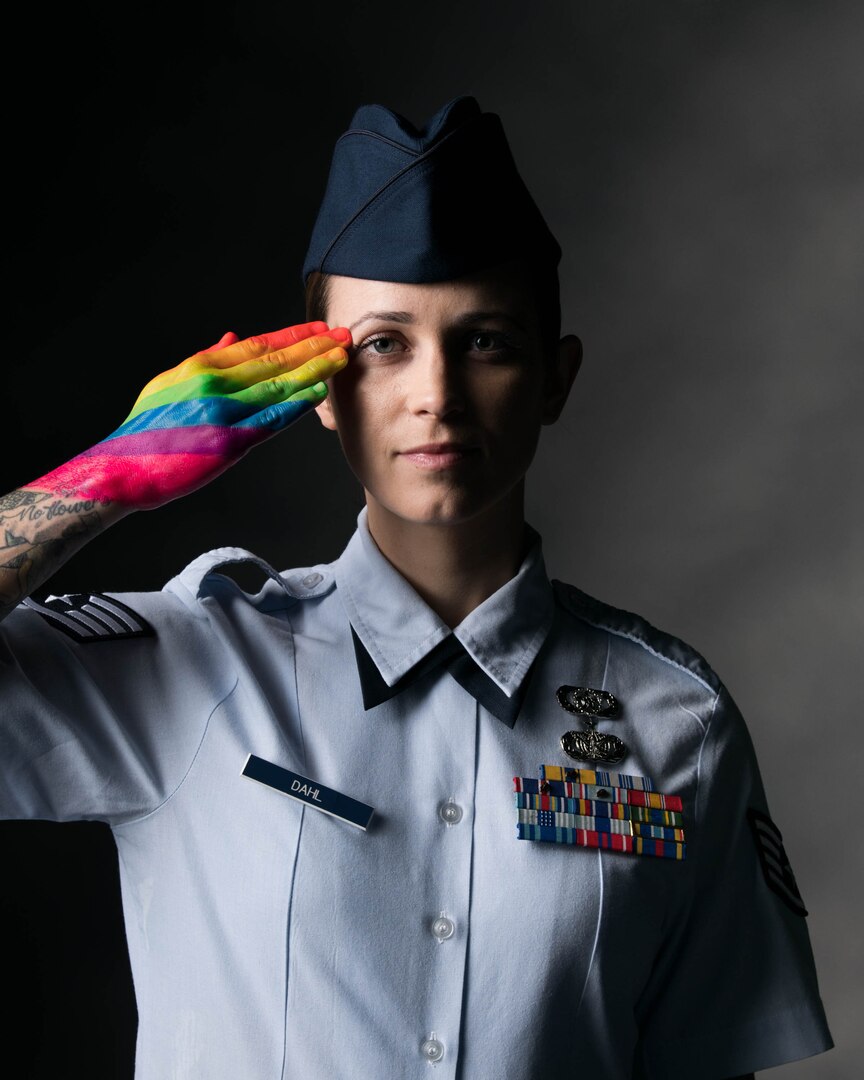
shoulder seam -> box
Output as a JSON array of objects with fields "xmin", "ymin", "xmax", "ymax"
[{"xmin": 552, "ymin": 580, "xmax": 720, "ymax": 697}]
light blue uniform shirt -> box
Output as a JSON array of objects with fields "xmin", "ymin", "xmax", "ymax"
[{"xmin": 0, "ymin": 509, "xmax": 832, "ymax": 1078}]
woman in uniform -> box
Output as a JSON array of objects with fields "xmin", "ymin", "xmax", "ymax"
[{"xmin": 0, "ymin": 96, "xmax": 832, "ymax": 1079}]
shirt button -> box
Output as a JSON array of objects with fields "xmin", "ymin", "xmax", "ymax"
[
  {"xmin": 431, "ymin": 915, "xmax": 455, "ymax": 941},
  {"xmin": 420, "ymin": 1036, "xmax": 445, "ymax": 1064},
  {"xmin": 301, "ymin": 573, "xmax": 323, "ymax": 588},
  {"xmin": 439, "ymin": 800, "xmax": 463, "ymax": 825}
]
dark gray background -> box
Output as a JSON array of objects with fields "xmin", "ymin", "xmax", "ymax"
[{"xmin": 1, "ymin": 1, "xmax": 860, "ymax": 1076}]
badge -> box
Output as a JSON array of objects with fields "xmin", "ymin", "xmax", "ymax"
[
  {"xmin": 556, "ymin": 685, "xmax": 628, "ymax": 765},
  {"xmin": 513, "ymin": 765, "xmax": 686, "ymax": 859},
  {"xmin": 242, "ymin": 754, "xmax": 375, "ymax": 830}
]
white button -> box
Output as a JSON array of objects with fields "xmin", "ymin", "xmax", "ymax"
[
  {"xmin": 420, "ymin": 1036, "xmax": 445, "ymax": 1064},
  {"xmin": 439, "ymin": 800, "xmax": 462, "ymax": 825},
  {"xmin": 301, "ymin": 573, "xmax": 323, "ymax": 588},
  {"xmin": 431, "ymin": 915, "xmax": 455, "ymax": 941}
]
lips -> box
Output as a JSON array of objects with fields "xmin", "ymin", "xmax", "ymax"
[{"xmin": 399, "ymin": 442, "xmax": 480, "ymax": 469}]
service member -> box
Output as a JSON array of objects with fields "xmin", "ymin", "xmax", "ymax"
[{"xmin": 0, "ymin": 96, "xmax": 833, "ymax": 1078}]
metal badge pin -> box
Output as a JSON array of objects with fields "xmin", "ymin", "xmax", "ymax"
[{"xmin": 556, "ymin": 685, "xmax": 629, "ymax": 765}]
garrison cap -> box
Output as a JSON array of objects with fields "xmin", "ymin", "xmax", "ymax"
[{"xmin": 302, "ymin": 95, "xmax": 561, "ymax": 285}]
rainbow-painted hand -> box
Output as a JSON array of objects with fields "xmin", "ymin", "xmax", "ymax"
[{"xmin": 25, "ymin": 322, "xmax": 351, "ymax": 509}]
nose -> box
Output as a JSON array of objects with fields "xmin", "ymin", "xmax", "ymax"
[{"xmin": 406, "ymin": 341, "xmax": 465, "ymax": 420}]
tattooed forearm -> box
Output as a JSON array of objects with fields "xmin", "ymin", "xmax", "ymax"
[
  {"xmin": 2, "ymin": 494, "xmax": 100, "ymax": 526},
  {"xmin": 0, "ymin": 490, "xmax": 51, "ymax": 512},
  {"xmin": 0, "ymin": 489, "xmax": 127, "ymax": 622}
]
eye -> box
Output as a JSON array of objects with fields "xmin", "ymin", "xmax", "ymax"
[
  {"xmin": 467, "ymin": 330, "xmax": 521, "ymax": 357},
  {"xmin": 470, "ymin": 331, "xmax": 504, "ymax": 352},
  {"xmin": 356, "ymin": 334, "xmax": 403, "ymax": 355}
]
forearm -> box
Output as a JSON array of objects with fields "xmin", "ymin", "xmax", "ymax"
[
  {"xmin": 0, "ymin": 487, "xmax": 130, "ymax": 622},
  {"xmin": 0, "ymin": 323, "xmax": 349, "ymax": 623}
]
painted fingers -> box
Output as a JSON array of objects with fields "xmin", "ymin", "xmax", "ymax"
[
  {"xmin": 202, "ymin": 322, "xmax": 342, "ymax": 366},
  {"xmin": 129, "ymin": 325, "xmax": 351, "ymax": 420},
  {"xmin": 229, "ymin": 346, "xmax": 346, "ymax": 406},
  {"xmin": 23, "ymin": 321, "xmax": 354, "ymax": 510}
]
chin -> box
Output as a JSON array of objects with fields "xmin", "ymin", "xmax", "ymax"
[{"xmin": 367, "ymin": 486, "xmax": 515, "ymax": 529}]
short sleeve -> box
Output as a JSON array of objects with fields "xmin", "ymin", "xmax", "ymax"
[
  {"xmin": 0, "ymin": 590, "xmax": 236, "ymax": 825},
  {"xmin": 633, "ymin": 685, "xmax": 833, "ymax": 1079}
]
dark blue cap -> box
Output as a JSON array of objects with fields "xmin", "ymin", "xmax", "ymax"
[{"xmin": 302, "ymin": 96, "xmax": 561, "ymax": 286}]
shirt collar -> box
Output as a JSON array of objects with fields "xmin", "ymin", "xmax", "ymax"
[{"xmin": 334, "ymin": 507, "xmax": 555, "ymax": 698}]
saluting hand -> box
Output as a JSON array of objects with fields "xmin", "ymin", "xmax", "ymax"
[{"xmin": 24, "ymin": 321, "xmax": 351, "ymax": 510}]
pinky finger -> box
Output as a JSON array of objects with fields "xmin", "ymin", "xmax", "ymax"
[{"xmin": 235, "ymin": 383, "xmax": 329, "ymax": 432}]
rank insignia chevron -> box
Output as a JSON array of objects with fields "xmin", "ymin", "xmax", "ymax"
[
  {"xmin": 747, "ymin": 808, "xmax": 807, "ymax": 916},
  {"xmin": 22, "ymin": 593, "xmax": 154, "ymax": 643}
]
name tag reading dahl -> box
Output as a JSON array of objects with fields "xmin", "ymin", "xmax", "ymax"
[{"xmin": 241, "ymin": 754, "xmax": 375, "ymax": 830}]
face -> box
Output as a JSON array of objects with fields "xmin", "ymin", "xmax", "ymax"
[{"xmin": 315, "ymin": 262, "xmax": 581, "ymax": 530}]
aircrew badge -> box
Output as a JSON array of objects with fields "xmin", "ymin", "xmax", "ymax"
[{"xmin": 513, "ymin": 765, "xmax": 687, "ymax": 860}]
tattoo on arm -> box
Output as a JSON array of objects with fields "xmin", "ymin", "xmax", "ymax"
[
  {"xmin": 0, "ymin": 491, "xmax": 115, "ymax": 618},
  {"xmin": 0, "ymin": 490, "xmax": 51, "ymax": 513}
]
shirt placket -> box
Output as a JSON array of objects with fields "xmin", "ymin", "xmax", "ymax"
[{"xmin": 408, "ymin": 674, "xmax": 478, "ymax": 1077}]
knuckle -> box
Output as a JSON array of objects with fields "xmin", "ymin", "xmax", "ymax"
[
  {"xmin": 260, "ymin": 353, "xmax": 285, "ymax": 373},
  {"xmin": 268, "ymin": 376, "xmax": 291, "ymax": 398},
  {"xmin": 305, "ymin": 356, "xmax": 327, "ymax": 378},
  {"xmin": 300, "ymin": 335, "xmax": 327, "ymax": 355},
  {"xmin": 178, "ymin": 356, "xmax": 205, "ymax": 377}
]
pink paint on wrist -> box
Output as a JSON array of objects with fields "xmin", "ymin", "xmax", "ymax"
[{"xmin": 24, "ymin": 425, "xmax": 268, "ymax": 508}]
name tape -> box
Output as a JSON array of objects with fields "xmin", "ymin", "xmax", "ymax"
[{"xmin": 241, "ymin": 754, "xmax": 375, "ymax": 831}]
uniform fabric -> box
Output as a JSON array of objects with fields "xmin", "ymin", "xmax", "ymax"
[
  {"xmin": 0, "ymin": 509, "xmax": 833, "ymax": 1079},
  {"xmin": 301, "ymin": 95, "xmax": 562, "ymax": 286}
]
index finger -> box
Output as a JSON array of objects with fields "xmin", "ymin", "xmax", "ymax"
[
  {"xmin": 201, "ymin": 321, "xmax": 338, "ymax": 368},
  {"xmin": 248, "ymin": 322, "xmax": 332, "ymax": 351}
]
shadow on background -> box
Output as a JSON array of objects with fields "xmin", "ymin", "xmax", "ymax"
[{"xmin": 0, "ymin": 822, "xmax": 137, "ymax": 1076}]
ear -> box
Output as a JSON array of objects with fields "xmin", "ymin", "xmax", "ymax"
[
  {"xmin": 314, "ymin": 389, "xmax": 339, "ymax": 431},
  {"xmin": 541, "ymin": 334, "xmax": 582, "ymax": 424}
]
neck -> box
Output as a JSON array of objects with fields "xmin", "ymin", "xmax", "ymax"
[{"xmin": 364, "ymin": 487, "xmax": 528, "ymax": 628}]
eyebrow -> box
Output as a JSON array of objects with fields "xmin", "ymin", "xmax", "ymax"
[
  {"xmin": 349, "ymin": 310, "xmax": 414, "ymax": 332},
  {"xmin": 348, "ymin": 309, "xmax": 531, "ymax": 333}
]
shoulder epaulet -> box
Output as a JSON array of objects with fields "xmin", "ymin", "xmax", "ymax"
[
  {"xmin": 552, "ymin": 579, "xmax": 721, "ymax": 697},
  {"xmin": 22, "ymin": 593, "xmax": 155, "ymax": 643},
  {"xmin": 165, "ymin": 547, "xmax": 335, "ymax": 608}
]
